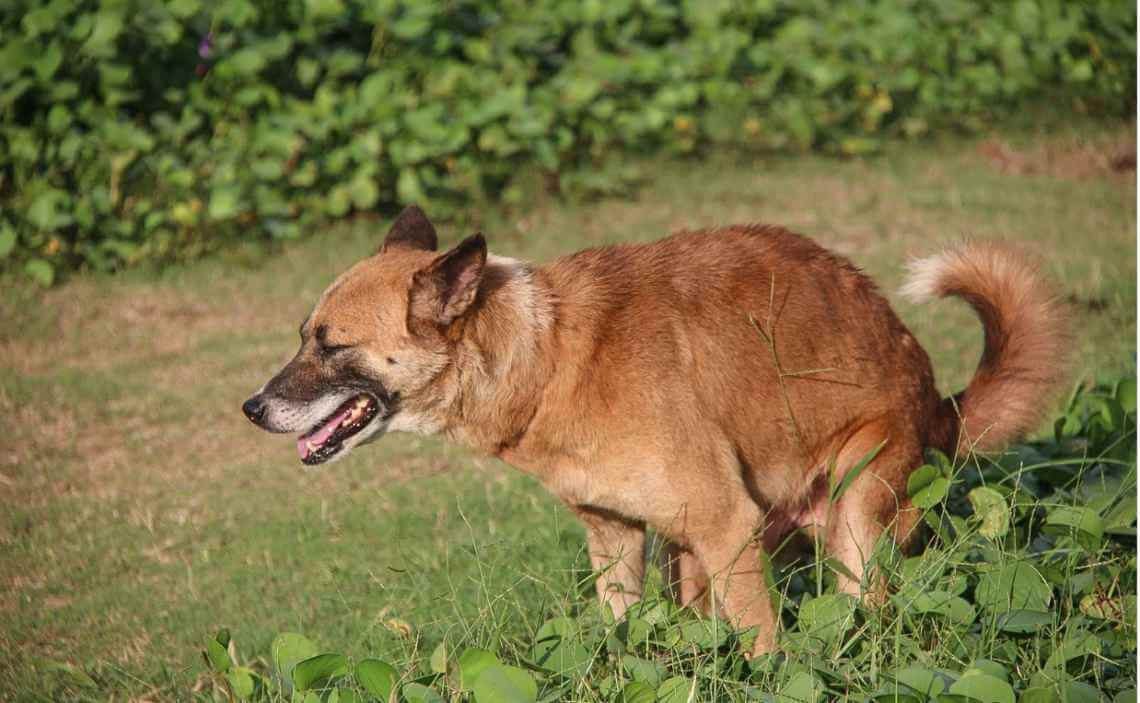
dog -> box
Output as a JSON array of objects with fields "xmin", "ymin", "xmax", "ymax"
[{"xmin": 242, "ymin": 206, "xmax": 1069, "ymax": 655}]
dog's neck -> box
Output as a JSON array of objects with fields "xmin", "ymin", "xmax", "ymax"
[{"xmin": 444, "ymin": 255, "xmax": 556, "ymax": 454}]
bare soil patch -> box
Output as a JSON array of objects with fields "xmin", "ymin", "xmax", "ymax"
[{"xmin": 978, "ymin": 133, "xmax": 1136, "ymax": 179}]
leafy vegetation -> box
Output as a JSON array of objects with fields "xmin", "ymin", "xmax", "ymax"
[
  {"xmin": 174, "ymin": 380, "xmax": 1132, "ymax": 703},
  {"xmin": 1, "ymin": 0, "xmax": 1135, "ymax": 283}
]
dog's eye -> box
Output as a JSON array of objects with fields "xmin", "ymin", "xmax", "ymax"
[
  {"xmin": 312, "ymin": 324, "xmax": 350, "ymax": 355},
  {"xmin": 319, "ymin": 342, "xmax": 351, "ymax": 356}
]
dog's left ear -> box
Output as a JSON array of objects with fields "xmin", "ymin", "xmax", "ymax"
[
  {"xmin": 409, "ymin": 234, "xmax": 487, "ymax": 327},
  {"xmin": 381, "ymin": 205, "xmax": 438, "ymax": 253}
]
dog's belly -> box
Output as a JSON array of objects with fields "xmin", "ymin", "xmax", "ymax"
[{"xmin": 762, "ymin": 499, "xmax": 829, "ymax": 551}]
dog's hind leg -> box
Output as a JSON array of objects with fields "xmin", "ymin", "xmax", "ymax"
[
  {"xmin": 824, "ymin": 429, "xmax": 924, "ymax": 602},
  {"xmin": 575, "ymin": 507, "xmax": 646, "ymax": 620}
]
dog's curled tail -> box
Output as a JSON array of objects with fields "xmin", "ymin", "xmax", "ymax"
[{"xmin": 901, "ymin": 242, "xmax": 1071, "ymax": 455}]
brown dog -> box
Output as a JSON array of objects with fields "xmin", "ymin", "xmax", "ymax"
[{"xmin": 242, "ymin": 206, "xmax": 1069, "ymax": 654}]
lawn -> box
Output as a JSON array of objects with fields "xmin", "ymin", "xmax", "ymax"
[{"xmin": 0, "ymin": 119, "xmax": 1135, "ymax": 701}]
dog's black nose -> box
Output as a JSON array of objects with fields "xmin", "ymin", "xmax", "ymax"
[{"xmin": 242, "ymin": 396, "xmax": 266, "ymax": 424}]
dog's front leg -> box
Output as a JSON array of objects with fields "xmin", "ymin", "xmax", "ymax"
[
  {"xmin": 661, "ymin": 541, "xmax": 712, "ymax": 614},
  {"xmin": 574, "ymin": 506, "xmax": 646, "ymax": 620}
]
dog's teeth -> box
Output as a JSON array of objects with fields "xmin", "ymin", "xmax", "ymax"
[{"xmin": 307, "ymin": 441, "xmax": 318, "ymax": 452}]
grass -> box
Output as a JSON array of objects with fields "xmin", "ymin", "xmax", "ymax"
[{"xmin": 0, "ymin": 118, "xmax": 1135, "ymax": 701}]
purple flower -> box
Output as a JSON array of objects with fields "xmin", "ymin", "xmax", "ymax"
[{"xmin": 198, "ymin": 32, "xmax": 213, "ymax": 59}]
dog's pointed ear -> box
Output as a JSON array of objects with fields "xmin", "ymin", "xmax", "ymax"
[
  {"xmin": 409, "ymin": 234, "xmax": 487, "ymax": 327},
  {"xmin": 381, "ymin": 205, "xmax": 438, "ymax": 253}
]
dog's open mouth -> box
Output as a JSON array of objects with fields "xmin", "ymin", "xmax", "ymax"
[{"xmin": 297, "ymin": 394, "xmax": 379, "ymax": 465}]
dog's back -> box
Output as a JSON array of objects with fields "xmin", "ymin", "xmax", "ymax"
[{"xmin": 534, "ymin": 227, "xmax": 937, "ymax": 511}]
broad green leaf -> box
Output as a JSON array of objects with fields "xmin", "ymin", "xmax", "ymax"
[
  {"xmin": 24, "ymin": 259, "xmax": 54, "ymax": 287},
  {"xmin": 887, "ymin": 666, "xmax": 945, "ymax": 699},
  {"xmin": 965, "ymin": 660, "xmax": 1008, "ymax": 682},
  {"xmin": 633, "ymin": 598, "xmax": 676, "ymax": 624},
  {"xmin": 968, "ymin": 487, "xmax": 1010, "ymax": 539},
  {"xmin": 925, "ymin": 448, "xmax": 953, "ymax": 473},
  {"xmin": 396, "ymin": 168, "xmax": 428, "ymax": 205},
  {"xmin": 619, "ymin": 681, "xmax": 656, "ymax": 703},
  {"xmin": 1114, "ymin": 379, "xmax": 1136, "ymax": 413},
  {"xmin": 975, "ymin": 562, "xmax": 1051, "ymax": 614},
  {"xmin": 0, "ymin": 224, "xmax": 15, "ymax": 258},
  {"xmin": 331, "ymin": 688, "xmax": 362, "ymax": 703},
  {"xmin": 350, "ymin": 174, "xmax": 380, "ymax": 210},
  {"xmin": 677, "ymin": 618, "xmax": 729, "ymax": 650},
  {"xmin": 1025, "ymin": 679, "xmax": 1103, "ymax": 703},
  {"xmin": 429, "ymin": 641, "xmax": 447, "ymax": 674},
  {"xmin": 305, "ymin": 0, "xmax": 346, "ymax": 20},
  {"xmin": 617, "ymin": 617, "xmax": 652, "ymax": 649},
  {"xmin": 1020, "ymin": 687, "xmax": 1056, "ymax": 703},
  {"xmin": 1103, "ymin": 493, "xmax": 1136, "ymax": 535},
  {"xmin": 622, "ymin": 655, "xmax": 664, "ymax": 687},
  {"xmin": 83, "ymin": 11, "xmax": 124, "ymax": 56},
  {"xmin": 225, "ymin": 667, "xmax": 256, "ymax": 700},
  {"xmin": 472, "ymin": 664, "xmax": 538, "ymax": 703},
  {"xmin": 326, "ymin": 184, "xmax": 353, "ymax": 217},
  {"xmin": 994, "ymin": 609, "xmax": 1053, "ymax": 633},
  {"xmin": 905, "ymin": 590, "xmax": 975, "ymax": 625},
  {"xmin": 402, "ymin": 683, "xmax": 443, "ymax": 703},
  {"xmin": 167, "ymin": 0, "xmax": 200, "ymax": 18},
  {"xmin": 907, "ymin": 465, "xmax": 950, "ymax": 509},
  {"xmin": 775, "ymin": 671, "xmax": 823, "ymax": 703},
  {"xmin": 35, "ymin": 43, "xmax": 63, "ymax": 81},
  {"xmin": 657, "ymin": 677, "xmax": 695, "ymax": 703},
  {"xmin": 208, "ymin": 187, "xmax": 242, "ymax": 221},
  {"xmin": 458, "ymin": 648, "xmax": 499, "ymax": 689},
  {"xmin": 1063, "ymin": 681, "xmax": 1106, "ymax": 703},
  {"xmin": 297, "ymin": 58, "xmax": 322, "ymax": 86},
  {"xmin": 947, "ymin": 673, "xmax": 1015, "ymax": 703},
  {"xmin": 27, "ymin": 189, "xmax": 73, "ymax": 231},
  {"xmin": 1044, "ymin": 506, "xmax": 1105, "ymax": 552},
  {"xmin": 271, "ymin": 633, "xmax": 319, "ymax": 686},
  {"xmin": 531, "ymin": 617, "xmax": 591, "ymax": 677},
  {"xmin": 293, "ymin": 653, "xmax": 348, "ymax": 691},
  {"xmin": 1044, "ymin": 633, "xmax": 1100, "ymax": 670},
  {"xmin": 203, "ymin": 637, "xmax": 230, "ymax": 673},
  {"xmin": 354, "ymin": 659, "xmax": 397, "ymax": 701},
  {"xmin": 797, "ymin": 594, "xmax": 856, "ymax": 643}
]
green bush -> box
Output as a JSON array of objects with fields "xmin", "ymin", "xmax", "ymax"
[{"xmin": 0, "ymin": 0, "xmax": 1134, "ymax": 283}]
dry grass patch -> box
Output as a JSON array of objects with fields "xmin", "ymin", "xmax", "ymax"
[{"xmin": 978, "ymin": 131, "xmax": 1136, "ymax": 179}]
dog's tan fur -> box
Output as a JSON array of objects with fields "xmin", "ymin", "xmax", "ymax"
[{"xmin": 246, "ymin": 207, "xmax": 1070, "ymax": 655}]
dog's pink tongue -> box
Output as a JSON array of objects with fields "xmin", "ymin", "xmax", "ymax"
[{"xmin": 297, "ymin": 405, "xmax": 354, "ymax": 459}]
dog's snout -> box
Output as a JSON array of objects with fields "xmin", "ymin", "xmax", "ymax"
[{"xmin": 242, "ymin": 395, "xmax": 267, "ymax": 425}]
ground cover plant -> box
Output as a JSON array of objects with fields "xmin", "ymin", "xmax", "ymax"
[
  {"xmin": 195, "ymin": 378, "xmax": 1137, "ymax": 703},
  {"xmin": 0, "ymin": 120, "xmax": 1134, "ymax": 701},
  {"xmin": 0, "ymin": 0, "xmax": 1135, "ymax": 282}
]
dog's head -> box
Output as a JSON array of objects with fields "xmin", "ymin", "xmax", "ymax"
[{"xmin": 242, "ymin": 206, "xmax": 487, "ymax": 465}]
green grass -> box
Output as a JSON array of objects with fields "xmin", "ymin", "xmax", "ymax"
[{"xmin": 0, "ymin": 119, "xmax": 1135, "ymax": 701}]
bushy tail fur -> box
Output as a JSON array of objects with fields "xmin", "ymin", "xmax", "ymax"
[{"xmin": 901, "ymin": 242, "xmax": 1071, "ymax": 455}]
